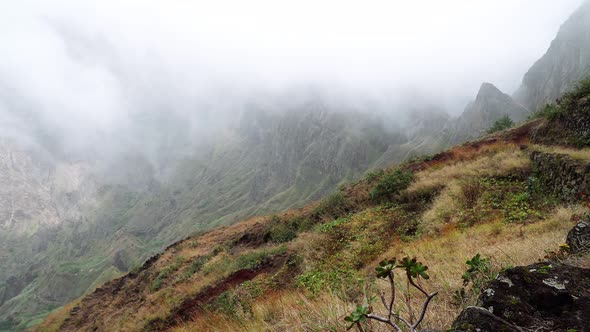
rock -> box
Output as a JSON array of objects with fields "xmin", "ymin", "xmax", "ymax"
[
  {"xmin": 451, "ymin": 306, "xmax": 521, "ymax": 332},
  {"xmin": 567, "ymin": 220, "xmax": 590, "ymax": 254},
  {"xmin": 530, "ymin": 151, "xmax": 590, "ymax": 202},
  {"xmin": 451, "ymin": 262, "xmax": 590, "ymax": 332}
]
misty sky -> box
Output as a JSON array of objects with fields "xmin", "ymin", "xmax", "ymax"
[{"xmin": 0, "ymin": 0, "xmax": 584, "ymax": 139}]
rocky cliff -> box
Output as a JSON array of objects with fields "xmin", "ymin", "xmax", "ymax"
[{"xmin": 514, "ymin": 0, "xmax": 590, "ymax": 111}]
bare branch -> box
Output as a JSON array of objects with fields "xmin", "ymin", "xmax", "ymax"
[
  {"xmin": 406, "ymin": 277, "xmax": 415, "ymax": 324},
  {"xmin": 366, "ymin": 314, "xmax": 403, "ymax": 332},
  {"xmin": 412, "ymin": 291, "xmax": 438, "ymax": 330},
  {"xmin": 379, "ymin": 292, "xmax": 389, "ymax": 312},
  {"xmin": 387, "ymin": 272, "xmax": 395, "ymax": 319}
]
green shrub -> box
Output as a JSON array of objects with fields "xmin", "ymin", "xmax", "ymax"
[
  {"xmin": 487, "ymin": 115, "xmax": 514, "ymax": 134},
  {"xmin": 532, "ymin": 103, "xmax": 562, "ymax": 120},
  {"xmin": 312, "ymin": 192, "xmax": 349, "ymax": 218},
  {"xmin": 363, "ymin": 169, "xmax": 384, "ymax": 184},
  {"xmin": 266, "ymin": 216, "xmax": 298, "ymax": 243},
  {"xmin": 454, "ymin": 254, "xmax": 494, "ymax": 307},
  {"xmin": 296, "ymin": 264, "xmax": 361, "ymax": 298},
  {"xmin": 370, "ymin": 170, "xmax": 414, "ymax": 202},
  {"xmin": 566, "ymin": 77, "xmax": 590, "ymax": 100},
  {"xmin": 461, "ymin": 254, "xmax": 491, "ymax": 286}
]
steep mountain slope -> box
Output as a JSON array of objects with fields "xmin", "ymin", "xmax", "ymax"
[
  {"xmin": 37, "ymin": 84, "xmax": 590, "ymax": 331},
  {"xmin": 514, "ymin": 0, "xmax": 590, "ymax": 111}
]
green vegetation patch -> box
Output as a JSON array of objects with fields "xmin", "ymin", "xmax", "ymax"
[
  {"xmin": 487, "ymin": 115, "xmax": 514, "ymax": 134},
  {"xmin": 151, "ymin": 256, "xmax": 186, "ymax": 291},
  {"xmin": 370, "ymin": 169, "xmax": 414, "ymax": 202}
]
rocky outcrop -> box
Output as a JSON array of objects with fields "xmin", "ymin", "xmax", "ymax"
[
  {"xmin": 452, "ymin": 262, "xmax": 590, "ymax": 332},
  {"xmin": 514, "ymin": 1, "xmax": 590, "ymax": 112},
  {"xmin": 530, "ymin": 151, "xmax": 590, "ymax": 202},
  {"xmin": 531, "ymin": 95, "xmax": 590, "ymax": 147}
]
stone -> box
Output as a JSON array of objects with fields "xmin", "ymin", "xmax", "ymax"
[
  {"xmin": 567, "ymin": 220, "xmax": 590, "ymax": 254},
  {"xmin": 451, "ymin": 262, "xmax": 590, "ymax": 332},
  {"xmin": 451, "ymin": 306, "xmax": 521, "ymax": 332}
]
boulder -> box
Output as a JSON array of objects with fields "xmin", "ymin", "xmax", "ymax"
[{"xmin": 452, "ymin": 262, "xmax": 590, "ymax": 332}]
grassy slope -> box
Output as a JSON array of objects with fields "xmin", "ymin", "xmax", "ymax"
[
  {"xmin": 35, "ymin": 84, "xmax": 590, "ymax": 332},
  {"xmin": 35, "ymin": 119, "xmax": 590, "ymax": 331}
]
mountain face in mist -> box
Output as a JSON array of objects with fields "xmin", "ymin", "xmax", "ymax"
[
  {"xmin": 0, "ymin": 99, "xmax": 425, "ymax": 330},
  {"xmin": 374, "ymin": 106, "xmax": 450, "ymax": 168},
  {"xmin": 449, "ymin": 82, "xmax": 529, "ymax": 143},
  {"xmin": 514, "ymin": 0, "xmax": 590, "ymax": 111}
]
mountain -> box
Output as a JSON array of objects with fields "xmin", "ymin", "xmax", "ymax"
[
  {"xmin": 514, "ymin": 0, "xmax": 590, "ymax": 111},
  {"xmin": 449, "ymin": 82, "xmax": 529, "ymax": 143}
]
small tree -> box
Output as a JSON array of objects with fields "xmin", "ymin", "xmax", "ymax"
[
  {"xmin": 487, "ymin": 115, "xmax": 514, "ymax": 134},
  {"xmin": 344, "ymin": 257, "xmax": 438, "ymax": 332}
]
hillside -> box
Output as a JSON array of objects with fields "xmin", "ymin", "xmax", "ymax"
[
  {"xmin": 35, "ymin": 80, "xmax": 590, "ymax": 331},
  {"xmin": 0, "ymin": 100, "xmax": 447, "ymax": 331}
]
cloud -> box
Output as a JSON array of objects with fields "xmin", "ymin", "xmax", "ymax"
[{"xmin": 0, "ymin": 0, "xmax": 584, "ymax": 153}]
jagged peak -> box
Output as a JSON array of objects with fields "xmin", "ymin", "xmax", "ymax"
[{"xmin": 475, "ymin": 82, "xmax": 505, "ymax": 100}]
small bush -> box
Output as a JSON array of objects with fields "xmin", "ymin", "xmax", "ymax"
[
  {"xmin": 312, "ymin": 192, "xmax": 350, "ymax": 218},
  {"xmin": 363, "ymin": 169, "xmax": 384, "ymax": 184},
  {"xmin": 370, "ymin": 170, "xmax": 414, "ymax": 202},
  {"xmin": 487, "ymin": 115, "xmax": 514, "ymax": 134},
  {"xmin": 266, "ymin": 216, "xmax": 298, "ymax": 243},
  {"xmin": 454, "ymin": 254, "xmax": 493, "ymax": 307},
  {"xmin": 296, "ymin": 264, "xmax": 362, "ymax": 298}
]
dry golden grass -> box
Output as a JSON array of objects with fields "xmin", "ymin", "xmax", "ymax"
[
  {"xmin": 420, "ymin": 182, "xmax": 463, "ymax": 236},
  {"xmin": 531, "ymin": 144, "xmax": 590, "ymax": 161},
  {"xmin": 378, "ymin": 204, "xmax": 586, "ymax": 330},
  {"xmin": 408, "ymin": 147, "xmax": 529, "ymax": 194},
  {"xmin": 172, "ymin": 291, "xmax": 352, "ymax": 332},
  {"xmin": 172, "ymin": 204, "xmax": 586, "ymax": 332},
  {"xmin": 411, "ymin": 146, "xmax": 530, "ymax": 236}
]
